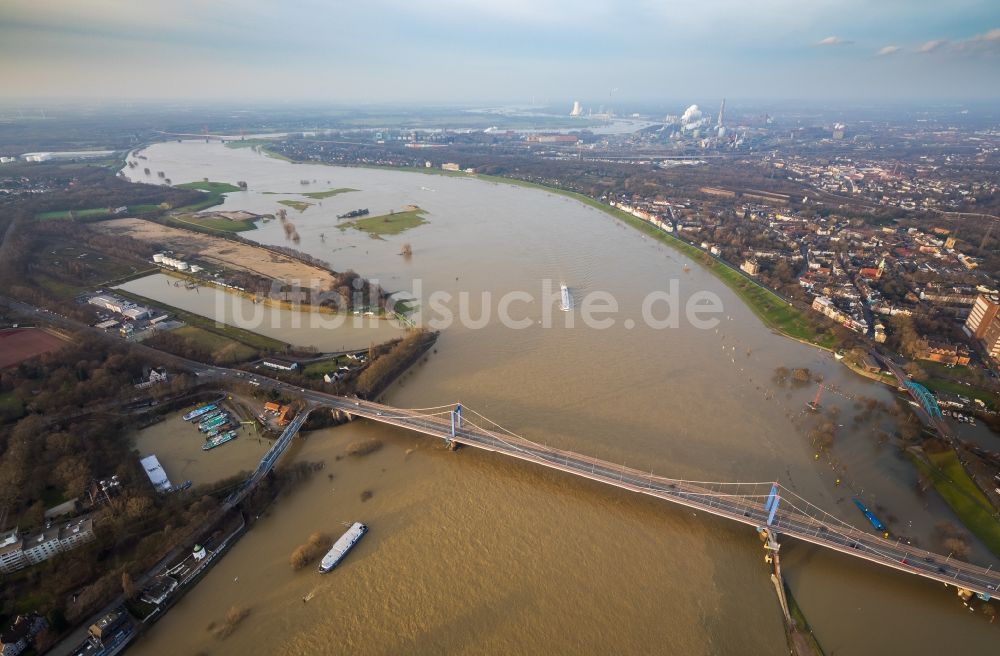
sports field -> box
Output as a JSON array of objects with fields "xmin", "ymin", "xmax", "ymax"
[{"xmin": 0, "ymin": 328, "xmax": 68, "ymax": 368}]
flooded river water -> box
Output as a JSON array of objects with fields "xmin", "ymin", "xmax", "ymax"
[{"xmin": 122, "ymin": 142, "xmax": 998, "ymax": 654}]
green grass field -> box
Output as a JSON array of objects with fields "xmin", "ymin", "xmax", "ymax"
[
  {"xmin": 340, "ymin": 208, "xmax": 428, "ymax": 238},
  {"xmin": 176, "ymin": 181, "xmax": 242, "ymax": 194},
  {"xmin": 302, "ymin": 188, "xmax": 358, "ymax": 199},
  {"xmin": 223, "ymin": 139, "xmax": 293, "ymax": 162},
  {"xmin": 223, "ymin": 141, "xmax": 259, "ymax": 149},
  {"xmin": 301, "ymin": 356, "xmax": 347, "ymax": 379},
  {"xmin": 35, "ymin": 207, "xmax": 112, "ymax": 221},
  {"xmin": 170, "ymin": 213, "xmax": 257, "ymax": 233},
  {"xmin": 128, "ymin": 203, "xmax": 163, "ymax": 214},
  {"xmin": 36, "ymin": 203, "xmax": 169, "ymax": 220},
  {"xmin": 34, "ymin": 275, "xmax": 81, "ymax": 299},
  {"xmin": 174, "ymin": 180, "xmax": 243, "ymax": 212},
  {"xmin": 278, "ymin": 199, "xmax": 312, "ymax": 212},
  {"xmin": 922, "ymin": 378, "xmax": 996, "ymax": 410},
  {"xmin": 910, "ymin": 449, "xmax": 1000, "ymax": 557},
  {"xmin": 170, "ymin": 325, "xmax": 259, "ymax": 363}
]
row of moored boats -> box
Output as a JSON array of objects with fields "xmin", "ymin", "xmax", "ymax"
[{"xmin": 183, "ymin": 403, "xmax": 239, "ymax": 450}]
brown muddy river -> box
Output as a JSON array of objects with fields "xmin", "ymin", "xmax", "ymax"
[{"xmin": 122, "ymin": 142, "xmax": 999, "ymax": 655}]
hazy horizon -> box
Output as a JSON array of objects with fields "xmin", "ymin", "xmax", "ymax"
[{"xmin": 2, "ymin": 0, "xmax": 999, "ymax": 104}]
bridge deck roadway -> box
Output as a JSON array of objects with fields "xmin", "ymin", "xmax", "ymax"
[{"xmin": 316, "ymin": 396, "xmax": 1000, "ymax": 599}]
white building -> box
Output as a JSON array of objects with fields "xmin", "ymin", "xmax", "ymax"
[
  {"xmin": 262, "ymin": 358, "xmax": 298, "ymax": 371},
  {"xmin": 0, "ymin": 531, "xmax": 26, "ymax": 573},
  {"xmin": 23, "ymin": 528, "xmax": 62, "ymax": 565},
  {"xmin": 0, "ymin": 519, "xmax": 95, "ymax": 574},
  {"xmin": 121, "ymin": 306, "xmax": 149, "ymax": 321},
  {"xmin": 88, "ymin": 294, "xmax": 128, "ymax": 314},
  {"xmin": 135, "ymin": 367, "xmax": 169, "ymax": 390},
  {"xmin": 88, "ymin": 294, "xmax": 150, "ymax": 320}
]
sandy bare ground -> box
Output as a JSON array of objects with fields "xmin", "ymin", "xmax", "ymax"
[{"xmin": 94, "ymin": 218, "xmax": 338, "ymax": 290}]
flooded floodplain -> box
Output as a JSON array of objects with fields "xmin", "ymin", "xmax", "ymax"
[{"xmin": 123, "ymin": 141, "xmax": 999, "ymax": 655}]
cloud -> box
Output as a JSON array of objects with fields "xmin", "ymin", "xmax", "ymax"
[
  {"xmin": 917, "ymin": 27, "xmax": 1000, "ymax": 56},
  {"xmin": 917, "ymin": 39, "xmax": 947, "ymax": 53},
  {"xmin": 876, "ymin": 45, "xmax": 901, "ymax": 56},
  {"xmin": 816, "ymin": 36, "xmax": 850, "ymax": 46},
  {"xmin": 953, "ymin": 26, "xmax": 1000, "ymax": 54},
  {"xmin": 975, "ymin": 27, "xmax": 1000, "ymax": 42}
]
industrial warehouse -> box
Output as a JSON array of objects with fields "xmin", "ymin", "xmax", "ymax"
[{"xmin": 86, "ymin": 291, "xmax": 176, "ymax": 339}]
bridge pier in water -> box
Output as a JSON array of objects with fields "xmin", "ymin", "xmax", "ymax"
[{"xmin": 445, "ymin": 404, "xmax": 463, "ymax": 451}]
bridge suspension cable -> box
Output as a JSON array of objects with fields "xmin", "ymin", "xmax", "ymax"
[{"xmin": 461, "ymin": 405, "xmax": 777, "ymax": 489}]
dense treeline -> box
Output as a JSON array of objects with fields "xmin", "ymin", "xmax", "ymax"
[
  {"xmin": 0, "ymin": 216, "xmax": 159, "ymax": 323},
  {"xmin": 0, "ymin": 335, "xmax": 188, "ymax": 518},
  {"xmin": 355, "ymin": 330, "xmax": 437, "ymax": 398},
  {"xmin": 2, "ymin": 161, "xmax": 202, "ymax": 215},
  {"xmin": 0, "ymin": 331, "xmax": 239, "ymax": 639}
]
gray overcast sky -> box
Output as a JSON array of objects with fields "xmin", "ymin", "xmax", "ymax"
[{"xmin": 2, "ymin": 0, "xmax": 999, "ymax": 104}]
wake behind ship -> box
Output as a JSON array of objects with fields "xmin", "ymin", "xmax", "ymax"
[{"xmin": 319, "ymin": 522, "xmax": 367, "ymax": 573}]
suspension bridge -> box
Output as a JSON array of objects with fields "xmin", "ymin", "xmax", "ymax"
[{"xmin": 239, "ymin": 391, "xmax": 1000, "ymax": 600}]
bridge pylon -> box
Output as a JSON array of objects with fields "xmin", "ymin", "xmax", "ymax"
[
  {"xmin": 763, "ymin": 483, "xmax": 780, "ymax": 527},
  {"xmin": 449, "ymin": 404, "xmax": 463, "ymax": 439}
]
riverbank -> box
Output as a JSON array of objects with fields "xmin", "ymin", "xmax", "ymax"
[
  {"xmin": 94, "ymin": 218, "xmax": 344, "ymax": 290},
  {"xmin": 908, "ymin": 447, "xmax": 1000, "ymax": 558},
  {"xmin": 111, "ymin": 140, "xmax": 1000, "ymax": 656},
  {"xmin": 482, "ymin": 175, "xmax": 836, "ymax": 348},
  {"xmin": 113, "ymin": 286, "xmax": 289, "ymax": 355},
  {"xmin": 153, "ymin": 268, "xmax": 357, "ymax": 318},
  {"xmin": 153, "ymin": 141, "xmax": 839, "ymax": 353},
  {"xmin": 358, "ymin": 163, "xmax": 839, "ymax": 349}
]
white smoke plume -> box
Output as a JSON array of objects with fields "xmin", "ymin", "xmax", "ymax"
[{"xmin": 681, "ymin": 104, "xmax": 702, "ymax": 124}]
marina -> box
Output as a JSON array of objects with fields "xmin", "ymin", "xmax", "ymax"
[{"xmin": 133, "ymin": 409, "xmax": 268, "ymax": 488}]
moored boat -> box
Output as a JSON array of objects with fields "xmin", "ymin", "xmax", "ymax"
[
  {"xmin": 183, "ymin": 404, "xmax": 217, "ymax": 421},
  {"xmin": 560, "ymin": 284, "xmax": 573, "ymax": 312},
  {"xmin": 319, "ymin": 522, "xmax": 367, "ymax": 572},
  {"xmin": 202, "ymin": 430, "xmax": 238, "ymax": 451},
  {"xmin": 852, "ymin": 497, "xmax": 886, "ymax": 533},
  {"xmin": 199, "ymin": 414, "xmax": 229, "ymax": 432}
]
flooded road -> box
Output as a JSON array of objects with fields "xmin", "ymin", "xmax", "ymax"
[{"xmin": 123, "ymin": 142, "xmax": 998, "ymax": 654}]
